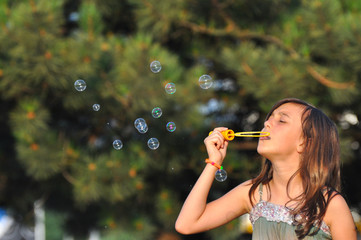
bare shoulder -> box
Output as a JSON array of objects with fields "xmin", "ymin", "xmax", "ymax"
[
  {"xmin": 225, "ymin": 179, "xmax": 254, "ymax": 212},
  {"xmin": 231, "ymin": 179, "xmax": 253, "ymax": 195},
  {"xmin": 325, "ymin": 193, "xmax": 350, "ymax": 218},
  {"xmin": 324, "ymin": 193, "xmax": 357, "ymax": 239}
]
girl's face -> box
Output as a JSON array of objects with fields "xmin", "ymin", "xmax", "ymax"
[{"xmin": 257, "ymin": 103, "xmax": 305, "ymax": 162}]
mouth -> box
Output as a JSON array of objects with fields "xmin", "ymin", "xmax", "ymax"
[
  {"xmin": 259, "ymin": 136, "xmax": 270, "ymax": 140},
  {"xmin": 259, "ymin": 130, "xmax": 270, "ymax": 140}
]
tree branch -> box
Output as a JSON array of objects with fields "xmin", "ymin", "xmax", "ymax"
[
  {"xmin": 306, "ymin": 66, "xmax": 355, "ymax": 89},
  {"xmin": 176, "ymin": 3, "xmax": 355, "ymax": 89}
]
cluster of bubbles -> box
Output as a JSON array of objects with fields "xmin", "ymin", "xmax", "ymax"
[
  {"xmin": 74, "ymin": 80, "xmax": 101, "ymax": 112},
  {"xmin": 74, "ymin": 60, "xmax": 222, "ymax": 178}
]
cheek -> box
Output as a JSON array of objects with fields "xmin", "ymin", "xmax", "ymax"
[{"xmin": 283, "ymin": 132, "xmax": 303, "ymax": 151}]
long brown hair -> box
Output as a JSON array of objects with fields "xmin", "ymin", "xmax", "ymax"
[{"xmin": 249, "ymin": 98, "xmax": 341, "ymax": 239}]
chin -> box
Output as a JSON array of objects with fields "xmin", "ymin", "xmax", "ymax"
[{"xmin": 257, "ymin": 146, "xmax": 271, "ymax": 159}]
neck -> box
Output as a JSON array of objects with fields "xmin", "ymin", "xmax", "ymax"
[{"xmin": 269, "ymin": 157, "xmax": 303, "ymax": 201}]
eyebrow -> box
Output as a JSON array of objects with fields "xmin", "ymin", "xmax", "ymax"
[
  {"xmin": 269, "ymin": 111, "xmax": 291, "ymax": 119},
  {"xmin": 279, "ymin": 112, "xmax": 291, "ymax": 118}
]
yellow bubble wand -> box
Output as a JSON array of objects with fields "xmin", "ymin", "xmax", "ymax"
[{"xmin": 209, "ymin": 129, "xmax": 270, "ymax": 141}]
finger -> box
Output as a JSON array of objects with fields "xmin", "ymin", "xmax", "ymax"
[
  {"xmin": 222, "ymin": 140, "xmax": 229, "ymax": 149},
  {"xmin": 213, "ymin": 137, "xmax": 225, "ymax": 150},
  {"xmin": 209, "ymin": 130, "xmax": 226, "ymax": 142},
  {"xmin": 208, "ymin": 130, "xmax": 225, "ymax": 141},
  {"xmin": 204, "ymin": 135, "xmax": 222, "ymax": 149},
  {"xmin": 212, "ymin": 133, "xmax": 226, "ymax": 145},
  {"xmin": 212, "ymin": 127, "xmax": 229, "ymax": 133}
]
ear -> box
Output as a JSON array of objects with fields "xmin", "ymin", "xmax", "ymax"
[{"xmin": 297, "ymin": 137, "xmax": 306, "ymax": 153}]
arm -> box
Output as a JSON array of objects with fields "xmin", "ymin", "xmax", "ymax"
[
  {"xmin": 175, "ymin": 127, "xmax": 251, "ymax": 234},
  {"xmin": 325, "ymin": 194, "xmax": 357, "ymax": 240}
]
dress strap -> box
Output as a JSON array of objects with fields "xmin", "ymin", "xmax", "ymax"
[{"xmin": 259, "ymin": 183, "xmax": 263, "ymax": 201}]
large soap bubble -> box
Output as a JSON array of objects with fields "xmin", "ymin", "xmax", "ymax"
[
  {"xmin": 92, "ymin": 104, "xmax": 100, "ymax": 111},
  {"xmin": 147, "ymin": 138, "xmax": 160, "ymax": 150},
  {"xmin": 199, "ymin": 75, "xmax": 213, "ymax": 89},
  {"xmin": 166, "ymin": 122, "xmax": 176, "ymax": 132},
  {"xmin": 113, "ymin": 139, "xmax": 123, "ymax": 150},
  {"xmin": 215, "ymin": 169, "xmax": 227, "ymax": 182},
  {"xmin": 165, "ymin": 83, "xmax": 176, "ymax": 94},
  {"xmin": 134, "ymin": 118, "xmax": 148, "ymax": 133},
  {"xmin": 150, "ymin": 60, "xmax": 162, "ymax": 73},
  {"xmin": 151, "ymin": 107, "xmax": 162, "ymax": 118},
  {"xmin": 74, "ymin": 79, "xmax": 86, "ymax": 91}
]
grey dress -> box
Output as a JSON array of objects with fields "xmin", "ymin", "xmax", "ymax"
[{"xmin": 249, "ymin": 184, "xmax": 332, "ymax": 240}]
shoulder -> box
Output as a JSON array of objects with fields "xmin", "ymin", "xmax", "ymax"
[
  {"xmin": 225, "ymin": 179, "xmax": 257, "ymax": 213},
  {"xmin": 232, "ymin": 179, "xmax": 254, "ymax": 195},
  {"xmin": 325, "ymin": 192, "xmax": 350, "ymax": 218},
  {"xmin": 324, "ymin": 193, "xmax": 357, "ymax": 238}
]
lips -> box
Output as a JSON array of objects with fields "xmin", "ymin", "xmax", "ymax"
[
  {"xmin": 259, "ymin": 136, "xmax": 270, "ymax": 140},
  {"xmin": 259, "ymin": 130, "xmax": 270, "ymax": 140}
]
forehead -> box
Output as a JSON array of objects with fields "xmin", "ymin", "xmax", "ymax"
[{"xmin": 272, "ymin": 103, "xmax": 306, "ymax": 118}]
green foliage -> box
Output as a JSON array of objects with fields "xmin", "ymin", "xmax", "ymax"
[
  {"xmin": 79, "ymin": 1, "xmax": 104, "ymax": 36},
  {"xmin": 1, "ymin": 0, "xmax": 361, "ymax": 239}
]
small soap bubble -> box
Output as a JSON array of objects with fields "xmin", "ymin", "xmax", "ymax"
[
  {"xmin": 199, "ymin": 75, "xmax": 213, "ymax": 89},
  {"xmin": 151, "ymin": 107, "xmax": 162, "ymax": 118},
  {"xmin": 165, "ymin": 83, "xmax": 176, "ymax": 94},
  {"xmin": 166, "ymin": 122, "xmax": 176, "ymax": 132},
  {"xmin": 92, "ymin": 104, "xmax": 100, "ymax": 111},
  {"xmin": 150, "ymin": 60, "xmax": 162, "ymax": 73},
  {"xmin": 74, "ymin": 79, "xmax": 86, "ymax": 91},
  {"xmin": 138, "ymin": 125, "xmax": 148, "ymax": 133},
  {"xmin": 147, "ymin": 137, "xmax": 159, "ymax": 150},
  {"xmin": 134, "ymin": 118, "xmax": 148, "ymax": 134},
  {"xmin": 215, "ymin": 169, "xmax": 227, "ymax": 182},
  {"xmin": 113, "ymin": 139, "xmax": 123, "ymax": 150}
]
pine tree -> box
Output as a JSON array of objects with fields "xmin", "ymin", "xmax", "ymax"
[{"xmin": 0, "ymin": 0, "xmax": 361, "ymax": 239}]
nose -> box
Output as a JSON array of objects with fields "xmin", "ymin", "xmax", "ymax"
[{"xmin": 264, "ymin": 119, "xmax": 271, "ymax": 129}]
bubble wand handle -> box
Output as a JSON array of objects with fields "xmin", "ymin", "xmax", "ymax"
[
  {"xmin": 209, "ymin": 130, "xmax": 270, "ymax": 141},
  {"xmin": 209, "ymin": 129, "xmax": 236, "ymax": 141}
]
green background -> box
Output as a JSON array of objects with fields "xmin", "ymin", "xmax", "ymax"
[{"xmin": 0, "ymin": 0, "xmax": 361, "ymax": 239}]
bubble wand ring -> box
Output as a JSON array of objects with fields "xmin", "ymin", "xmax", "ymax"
[{"xmin": 209, "ymin": 129, "xmax": 270, "ymax": 141}]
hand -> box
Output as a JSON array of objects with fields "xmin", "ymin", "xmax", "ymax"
[{"xmin": 204, "ymin": 127, "xmax": 229, "ymax": 165}]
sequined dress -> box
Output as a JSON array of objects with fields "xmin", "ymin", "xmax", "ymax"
[{"xmin": 249, "ymin": 184, "xmax": 332, "ymax": 240}]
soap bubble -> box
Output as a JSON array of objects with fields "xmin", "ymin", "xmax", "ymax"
[
  {"xmin": 150, "ymin": 60, "xmax": 162, "ymax": 73},
  {"xmin": 113, "ymin": 139, "xmax": 123, "ymax": 150},
  {"xmin": 147, "ymin": 137, "xmax": 159, "ymax": 150},
  {"xmin": 165, "ymin": 83, "xmax": 176, "ymax": 94},
  {"xmin": 134, "ymin": 118, "xmax": 148, "ymax": 133},
  {"xmin": 215, "ymin": 169, "xmax": 227, "ymax": 182},
  {"xmin": 199, "ymin": 75, "xmax": 213, "ymax": 89},
  {"xmin": 92, "ymin": 104, "xmax": 100, "ymax": 111},
  {"xmin": 151, "ymin": 107, "xmax": 162, "ymax": 118},
  {"xmin": 166, "ymin": 122, "xmax": 176, "ymax": 132},
  {"xmin": 74, "ymin": 79, "xmax": 86, "ymax": 91}
]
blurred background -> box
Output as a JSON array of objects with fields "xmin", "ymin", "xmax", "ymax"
[{"xmin": 0, "ymin": 0, "xmax": 361, "ymax": 239}]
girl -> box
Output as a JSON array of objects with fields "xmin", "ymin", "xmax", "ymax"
[{"xmin": 175, "ymin": 98, "xmax": 356, "ymax": 239}]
